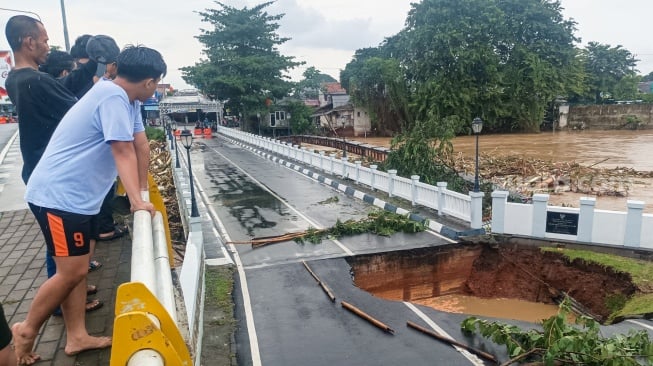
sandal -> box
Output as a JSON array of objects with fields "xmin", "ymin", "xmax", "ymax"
[
  {"xmin": 87, "ymin": 284, "xmax": 98, "ymax": 295},
  {"xmin": 52, "ymin": 299, "xmax": 103, "ymax": 316},
  {"xmin": 97, "ymin": 226, "xmax": 127, "ymax": 241},
  {"xmin": 88, "ymin": 260, "xmax": 103, "ymax": 272},
  {"xmin": 85, "ymin": 298, "xmax": 103, "ymax": 312}
]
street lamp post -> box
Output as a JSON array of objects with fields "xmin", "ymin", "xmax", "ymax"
[
  {"xmin": 171, "ymin": 121, "xmax": 180, "ymax": 169},
  {"xmin": 341, "ymin": 118, "xmax": 347, "ymax": 158},
  {"xmin": 180, "ymin": 129, "xmax": 200, "ymax": 218},
  {"xmin": 472, "ymin": 117, "xmax": 484, "ymax": 192}
]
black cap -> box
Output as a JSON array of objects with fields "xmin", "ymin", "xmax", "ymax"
[{"xmin": 86, "ymin": 35, "xmax": 120, "ymax": 64}]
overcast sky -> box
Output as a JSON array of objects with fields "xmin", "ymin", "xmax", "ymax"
[{"xmin": 2, "ymin": 0, "xmax": 652, "ymax": 90}]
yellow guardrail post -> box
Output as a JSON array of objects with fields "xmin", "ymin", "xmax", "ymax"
[{"xmin": 110, "ymin": 282, "xmax": 191, "ymax": 366}]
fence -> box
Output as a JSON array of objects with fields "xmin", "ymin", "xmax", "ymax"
[
  {"xmin": 491, "ymin": 191, "xmax": 653, "ymax": 249},
  {"xmin": 218, "ymin": 127, "xmax": 482, "ymax": 228}
]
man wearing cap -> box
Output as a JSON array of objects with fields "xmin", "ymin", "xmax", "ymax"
[{"xmin": 13, "ymin": 45, "xmax": 165, "ymax": 365}]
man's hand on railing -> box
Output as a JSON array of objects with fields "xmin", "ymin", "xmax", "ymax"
[{"xmin": 131, "ymin": 200, "xmax": 156, "ymax": 217}]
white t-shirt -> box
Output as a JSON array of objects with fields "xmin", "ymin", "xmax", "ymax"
[{"xmin": 25, "ymin": 80, "xmax": 144, "ymax": 215}]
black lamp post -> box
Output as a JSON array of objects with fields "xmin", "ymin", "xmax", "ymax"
[
  {"xmin": 180, "ymin": 129, "xmax": 200, "ymax": 218},
  {"xmin": 171, "ymin": 121, "xmax": 180, "ymax": 169},
  {"xmin": 472, "ymin": 117, "xmax": 484, "ymax": 192},
  {"xmin": 341, "ymin": 118, "xmax": 347, "ymax": 158}
]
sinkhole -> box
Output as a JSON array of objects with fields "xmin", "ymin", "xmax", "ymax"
[{"xmin": 347, "ymin": 243, "xmax": 637, "ymax": 323}]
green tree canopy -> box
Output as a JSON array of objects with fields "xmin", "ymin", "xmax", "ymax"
[
  {"xmin": 341, "ymin": 0, "xmax": 582, "ymax": 133},
  {"xmin": 573, "ymin": 42, "xmax": 639, "ymax": 103},
  {"xmin": 181, "ymin": 1, "xmax": 303, "ymax": 123}
]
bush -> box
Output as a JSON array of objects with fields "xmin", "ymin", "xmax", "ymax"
[{"xmin": 145, "ymin": 126, "xmax": 165, "ymax": 142}]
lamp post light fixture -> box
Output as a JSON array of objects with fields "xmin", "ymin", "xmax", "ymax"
[
  {"xmin": 472, "ymin": 117, "xmax": 484, "ymax": 192},
  {"xmin": 180, "ymin": 129, "xmax": 200, "ymax": 218},
  {"xmin": 171, "ymin": 121, "xmax": 180, "ymax": 169},
  {"xmin": 340, "ymin": 118, "xmax": 347, "ymax": 158}
]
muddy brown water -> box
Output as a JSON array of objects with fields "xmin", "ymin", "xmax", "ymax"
[
  {"xmin": 349, "ymin": 244, "xmax": 636, "ymax": 323},
  {"xmin": 354, "ymin": 130, "xmax": 653, "ymax": 213}
]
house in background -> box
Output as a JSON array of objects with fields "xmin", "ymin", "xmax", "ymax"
[{"xmin": 311, "ymin": 82, "xmax": 371, "ymax": 137}]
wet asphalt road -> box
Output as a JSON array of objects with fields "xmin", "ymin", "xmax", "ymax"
[{"xmin": 190, "ymin": 134, "xmax": 653, "ymax": 366}]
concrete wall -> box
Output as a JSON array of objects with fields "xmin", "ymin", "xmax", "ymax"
[
  {"xmin": 568, "ymin": 104, "xmax": 653, "ymax": 130},
  {"xmin": 491, "ymin": 192, "xmax": 653, "ymax": 249}
]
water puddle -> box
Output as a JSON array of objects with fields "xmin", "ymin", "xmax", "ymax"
[{"xmin": 414, "ymin": 295, "xmax": 560, "ymax": 323}]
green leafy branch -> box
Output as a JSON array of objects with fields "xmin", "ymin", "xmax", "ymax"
[
  {"xmin": 461, "ymin": 299, "xmax": 653, "ymax": 365},
  {"xmin": 295, "ymin": 210, "xmax": 427, "ymax": 245}
]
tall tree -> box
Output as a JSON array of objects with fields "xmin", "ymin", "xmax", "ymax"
[
  {"xmin": 341, "ymin": 54, "xmax": 411, "ymax": 134},
  {"xmin": 294, "ymin": 67, "xmax": 336, "ymax": 100},
  {"xmin": 395, "ymin": 0, "xmax": 580, "ymax": 132},
  {"xmin": 576, "ymin": 42, "xmax": 638, "ymax": 103},
  {"xmin": 181, "ymin": 1, "xmax": 303, "ymax": 125}
]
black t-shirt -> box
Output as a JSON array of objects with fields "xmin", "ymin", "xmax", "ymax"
[{"xmin": 5, "ymin": 61, "xmax": 96, "ymax": 183}]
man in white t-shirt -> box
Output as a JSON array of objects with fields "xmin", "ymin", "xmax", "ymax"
[{"xmin": 13, "ymin": 45, "xmax": 165, "ymax": 365}]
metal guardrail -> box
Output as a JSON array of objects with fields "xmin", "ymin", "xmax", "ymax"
[
  {"xmin": 219, "ymin": 127, "xmax": 483, "ymax": 228},
  {"xmin": 111, "ymin": 190, "xmax": 191, "ymax": 365}
]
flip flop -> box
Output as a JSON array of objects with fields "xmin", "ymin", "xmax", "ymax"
[
  {"xmin": 85, "ymin": 299, "xmax": 103, "ymax": 312},
  {"xmin": 87, "ymin": 284, "xmax": 98, "ymax": 295},
  {"xmin": 88, "ymin": 260, "xmax": 103, "ymax": 272},
  {"xmin": 52, "ymin": 299, "xmax": 103, "ymax": 316},
  {"xmin": 97, "ymin": 226, "xmax": 127, "ymax": 241}
]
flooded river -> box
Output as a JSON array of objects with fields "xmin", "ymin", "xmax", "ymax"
[{"xmin": 361, "ymin": 130, "xmax": 653, "ymax": 213}]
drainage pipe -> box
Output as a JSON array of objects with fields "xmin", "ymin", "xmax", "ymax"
[
  {"xmin": 131, "ymin": 210, "xmax": 157, "ymax": 293},
  {"xmin": 152, "ymin": 212, "xmax": 177, "ymax": 323},
  {"xmin": 127, "ymin": 349, "xmax": 164, "ymax": 366}
]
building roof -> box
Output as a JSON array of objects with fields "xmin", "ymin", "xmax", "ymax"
[{"xmin": 323, "ymin": 82, "xmax": 347, "ymax": 95}]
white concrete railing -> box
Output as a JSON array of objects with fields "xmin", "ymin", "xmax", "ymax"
[
  {"xmin": 172, "ymin": 139, "xmax": 205, "ymax": 366},
  {"xmin": 491, "ymin": 191, "xmax": 653, "ymax": 249},
  {"xmin": 218, "ymin": 127, "xmax": 482, "ymax": 228}
]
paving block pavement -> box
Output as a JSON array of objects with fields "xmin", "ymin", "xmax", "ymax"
[{"xmin": 0, "ymin": 209, "xmax": 131, "ymax": 365}]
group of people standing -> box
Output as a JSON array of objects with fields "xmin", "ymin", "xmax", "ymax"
[{"xmin": 2, "ymin": 14, "xmax": 166, "ymax": 365}]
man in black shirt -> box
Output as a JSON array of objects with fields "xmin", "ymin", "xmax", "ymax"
[{"xmin": 5, "ymin": 16, "xmax": 96, "ymax": 184}]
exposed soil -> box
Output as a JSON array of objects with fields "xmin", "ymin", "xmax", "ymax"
[
  {"xmin": 351, "ymin": 243, "xmax": 638, "ymax": 323},
  {"xmin": 465, "ymin": 244, "xmax": 637, "ymax": 321}
]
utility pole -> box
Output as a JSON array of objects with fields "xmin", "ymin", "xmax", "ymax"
[{"xmin": 59, "ymin": 0, "xmax": 70, "ymax": 52}]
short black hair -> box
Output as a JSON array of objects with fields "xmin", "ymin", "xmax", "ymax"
[
  {"xmin": 39, "ymin": 50, "xmax": 75, "ymax": 78},
  {"xmin": 5, "ymin": 15, "xmax": 42, "ymax": 51},
  {"xmin": 116, "ymin": 45, "xmax": 167, "ymax": 83},
  {"xmin": 70, "ymin": 34, "xmax": 92, "ymax": 59}
]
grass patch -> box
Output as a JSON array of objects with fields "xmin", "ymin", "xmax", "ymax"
[
  {"xmin": 541, "ymin": 248, "xmax": 653, "ymax": 288},
  {"xmin": 542, "ymin": 247, "xmax": 653, "ymax": 320},
  {"xmin": 205, "ymin": 266, "xmax": 234, "ymax": 308}
]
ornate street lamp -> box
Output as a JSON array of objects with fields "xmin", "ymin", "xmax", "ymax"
[
  {"xmin": 472, "ymin": 117, "xmax": 484, "ymax": 192},
  {"xmin": 171, "ymin": 121, "xmax": 179, "ymax": 169},
  {"xmin": 180, "ymin": 129, "xmax": 200, "ymax": 218}
]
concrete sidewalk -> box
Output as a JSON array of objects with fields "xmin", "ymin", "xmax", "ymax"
[{"xmin": 0, "ymin": 127, "xmax": 129, "ymax": 365}]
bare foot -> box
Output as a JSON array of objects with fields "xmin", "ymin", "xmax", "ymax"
[
  {"xmin": 64, "ymin": 335, "xmax": 112, "ymax": 356},
  {"xmin": 11, "ymin": 322, "xmax": 40, "ymax": 365}
]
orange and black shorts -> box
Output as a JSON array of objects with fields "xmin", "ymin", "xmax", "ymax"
[{"xmin": 29, "ymin": 203, "xmax": 98, "ymax": 257}]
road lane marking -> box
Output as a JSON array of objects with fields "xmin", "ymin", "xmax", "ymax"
[
  {"xmin": 404, "ymin": 302, "xmax": 485, "ymax": 366},
  {"xmin": 206, "ymin": 145, "xmax": 355, "ymax": 256},
  {"xmin": 627, "ymin": 319, "xmax": 653, "ymax": 331},
  {"xmin": 178, "ymin": 145, "xmax": 262, "ymax": 365}
]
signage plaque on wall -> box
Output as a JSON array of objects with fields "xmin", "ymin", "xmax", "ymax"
[{"xmin": 545, "ymin": 211, "xmax": 579, "ymax": 235}]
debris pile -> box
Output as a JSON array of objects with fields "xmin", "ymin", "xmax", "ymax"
[
  {"xmin": 149, "ymin": 140, "xmax": 186, "ymax": 266},
  {"xmin": 450, "ymin": 152, "xmax": 653, "ymax": 198}
]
